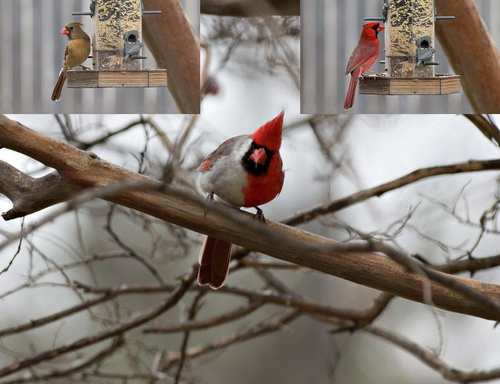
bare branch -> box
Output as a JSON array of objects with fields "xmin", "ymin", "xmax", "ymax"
[
  {"xmin": 144, "ymin": 300, "xmax": 262, "ymax": 333},
  {"xmin": 463, "ymin": 114, "xmax": 500, "ymax": 147},
  {"xmin": 364, "ymin": 326, "xmax": 500, "ymax": 383},
  {"xmin": 284, "ymin": 158, "xmax": 500, "ymax": 227},
  {"xmin": 0, "ymin": 115, "xmax": 499, "ymax": 321},
  {"xmin": 162, "ymin": 310, "xmax": 301, "ymax": 370},
  {"xmin": 0, "ymin": 268, "xmax": 196, "ymax": 378},
  {"xmin": 201, "ymin": 0, "xmax": 300, "ymax": 16},
  {"xmin": 1, "ymin": 337, "xmax": 125, "ymax": 384},
  {"xmin": 0, "ymin": 161, "xmax": 81, "ymax": 220}
]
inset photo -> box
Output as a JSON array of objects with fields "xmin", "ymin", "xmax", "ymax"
[
  {"xmin": 200, "ymin": 3, "xmax": 300, "ymax": 118},
  {"xmin": 0, "ymin": 0, "xmax": 200, "ymax": 113},
  {"xmin": 301, "ymin": 0, "xmax": 500, "ymax": 113}
]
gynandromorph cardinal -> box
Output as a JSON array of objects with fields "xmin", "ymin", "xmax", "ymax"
[
  {"xmin": 344, "ymin": 22, "xmax": 385, "ymax": 109},
  {"xmin": 51, "ymin": 22, "xmax": 91, "ymax": 102},
  {"xmin": 197, "ymin": 111, "xmax": 285, "ymax": 289}
]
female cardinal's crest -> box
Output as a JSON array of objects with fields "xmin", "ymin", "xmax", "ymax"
[{"xmin": 251, "ymin": 110, "xmax": 284, "ymax": 152}]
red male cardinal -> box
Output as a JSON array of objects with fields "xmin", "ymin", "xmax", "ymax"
[
  {"xmin": 344, "ymin": 22, "xmax": 385, "ymax": 109},
  {"xmin": 197, "ymin": 111, "xmax": 285, "ymax": 289},
  {"xmin": 51, "ymin": 22, "xmax": 91, "ymax": 102}
]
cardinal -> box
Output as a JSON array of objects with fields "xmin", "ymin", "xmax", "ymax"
[
  {"xmin": 51, "ymin": 22, "xmax": 91, "ymax": 102},
  {"xmin": 344, "ymin": 22, "xmax": 385, "ymax": 109},
  {"xmin": 197, "ymin": 111, "xmax": 285, "ymax": 289}
]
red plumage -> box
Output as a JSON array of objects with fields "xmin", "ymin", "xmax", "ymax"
[
  {"xmin": 344, "ymin": 22, "xmax": 385, "ymax": 110},
  {"xmin": 251, "ymin": 110, "xmax": 284, "ymax": 152}
]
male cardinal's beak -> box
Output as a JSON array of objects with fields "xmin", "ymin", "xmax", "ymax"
[
  {"xmin": 250, "ymin": 148, "xmax": 267, "ymax": 166},
  {"xmin": 61, "ymin": 27, "xmax": 69, "ymax": 35},
  {"xmin": 377, "ymin": 25, "xmax": 385, "ymax": 32}
]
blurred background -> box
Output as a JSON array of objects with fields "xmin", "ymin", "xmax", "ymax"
[
  {"xmin": 0, "ymin": 0, "xmax": 199, "ymax": 113},
  {"xmin": 301, "ymin": 0, "xmax": 500, "ymax": 113},
  {"xmin": 1, "ymin": 113, "xmax": 499, "ymax": 383}
]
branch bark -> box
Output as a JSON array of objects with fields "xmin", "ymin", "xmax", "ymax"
[
  {"xmin": 0, "ymin": 162, "xmax": 81, "ymax": 220},
  {"xmin": 201, "ymin": 0, "xmax": 300, "ymax": 16},
  {"xmin": 143, "ymin": 0, "xmax": 200, "ymax": 113},
  {"xmin": 0, "ymin": 115, "xmax": 499, "ymax": 321},
  {"xmin": 436, "ymin": 0, "xmax": 500, "ymax": 113},
  {"xmin": 0, "ymin": 271, "xmax": 195, "ymax": 378},
  {"xmin": 284, "ymin": 158, "xmax": 500, "ymax": 227}
]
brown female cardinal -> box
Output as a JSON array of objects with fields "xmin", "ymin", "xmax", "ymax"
[
  {"xmin": 197, "ymin": 111, "xmax": 285, "ymax": 289},
  {"xmin": 51, "ymin": 22, "xmax": 91, "ymax": 102},
  {"xmin": 344, "ymin": 22, "xmax": 385, "ymax": 109}
]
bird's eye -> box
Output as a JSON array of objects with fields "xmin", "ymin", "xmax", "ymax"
[{"xmin": 69, "ymin": 27, "xmax": 73, "ymax": 30}]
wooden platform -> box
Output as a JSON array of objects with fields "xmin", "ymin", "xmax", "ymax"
[
  {"xmin": 359, "ymin": 74, "xmax": 460, "ymax": 95},
  {"xmin": 67, "ymin": 69, "xmax": 168, "ymax": 88}
]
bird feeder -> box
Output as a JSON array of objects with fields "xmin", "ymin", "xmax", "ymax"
[
  {"xmin": 359, "ymin": 0, "xmax": 460, "ymax": 96},
  {"xmin": 67, "ymin": 0, "xmax": 167, "ymax": 89}
]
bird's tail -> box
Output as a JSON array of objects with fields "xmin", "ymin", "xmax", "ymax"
[
  {"xmin": 343, "ymin": 68, "xmax": 362, "ymax": 109},
  {"xmin": 51, "ymin": 69, "xmax": 66, "ymax": 102},
  {"xmin": 198, "ymin": 236, "xmax": 232, "ymax": 289}
]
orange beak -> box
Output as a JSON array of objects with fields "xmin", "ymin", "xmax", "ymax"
[
  {"xmin": 377, "ymin": 25, "xmax": 385, "ymax": 32},
  {"xmin": 61, "ymin": 27, "xmax": 69, "ymax": 35}
]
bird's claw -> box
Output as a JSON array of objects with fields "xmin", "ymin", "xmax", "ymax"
[{"xmin": 254, "ymin": 207, "xmax": 266, "ymax": 224}]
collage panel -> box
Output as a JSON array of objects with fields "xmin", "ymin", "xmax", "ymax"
[
  {"xmin": 0, "ymin": 1, "xmax": 500, "ymax": 384},
  {"xmin": 302, "ymin": 0, "xmax": 500, "ymax": 113},
  {"xmin": 0, "ymin": 0, "xmax": 200, "ymax": 113}
]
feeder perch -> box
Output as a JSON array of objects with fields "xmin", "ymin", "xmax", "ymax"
[
  {"xmin": 67, "ymin": 0, "xmax": 167, "ymax": 89},
  {"xmin": 360, "ymin": 0, "xmax": 460, "ymax": 96}
]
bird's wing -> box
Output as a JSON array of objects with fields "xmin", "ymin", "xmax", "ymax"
[
  {"xmin": 198, "ymin": 135, "xmax": 248, "ymax": 173},
  {"xmin": 64, "ymin": 39, "xmax": 90, "ymax": 69},
  {"xmin": 345, "ymin": 41, "xmax": 379, "ymax": 75},
  {"xmin": 63, "ymin": 44, "xmax": 70, "ymax": 66}
]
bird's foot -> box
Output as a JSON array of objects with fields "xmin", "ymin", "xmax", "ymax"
[
  {"xmin": 202, "ymin": 193, "xmax": 215, "ymax": 218},
  {"xmin": 254, "ymin": 207, "xmax": 266, "ymax": 224}
]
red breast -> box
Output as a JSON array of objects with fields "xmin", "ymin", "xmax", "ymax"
[
  {"xmin": 242, "ymin": 110, "xmax": 285, "ymax": 207},
  {"xmin": 242, "ymin": 153, "xmax": 284, "ymax": 207}
]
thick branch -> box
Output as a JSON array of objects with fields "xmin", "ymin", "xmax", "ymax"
[
  {"xmin": 0, "ymin": 115, "xmax": 499, "ymax": 321},
  {"xmin": 143, "ymin": 1, "xmax": 200, "ymax": 113},
  {"xmin": 201, "ymin": 0, "xmax": 300, "ymax": 16},
  {"xmin": 436, "ymin": 0, "xmax": 500, "ymax": 113},
  {"xmin": 0, "ymin": 161, "xmax": 81, "ymax": 220}
]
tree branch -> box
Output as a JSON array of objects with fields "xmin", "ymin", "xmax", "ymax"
[
  {"xmin": 284, "ymin": 158, "xmax": 500, "ymax": 227},
  {"xmin": 201, "ymin": 0, "xmax": 300, "ymax": 16},
  {"xmin": 0, "ymin": 269, "xmax": 196, "ymax": 378},
  {"xmin": 463, "ymin": 114, "xmax": 500, "ymax": 147},
  {"xmin": 364, "ymin": 326, "xmax": 500, "ymax": 383},
  {"xmin": 0, "ymin": 115, "xmax": 499, "ymax": 321},
  {"xmin": 0, "ymin": 161, "xmax": 81, "ymax": 220}
]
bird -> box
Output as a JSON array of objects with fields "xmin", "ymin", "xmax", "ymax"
[
  {"xmin": 51, "ymin": 22, "xmax": 91, "ymax": 102},
  {"xmin": 417, "ymin": 47, "xmax": 436, "ymax": 66},
  {"xmin": 197, "ymin": 111, "xmax": 285, "ymax": 289},
  {"xmin": 344, "ymin": 22, "xmax": 385, "ymax": 110}
]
